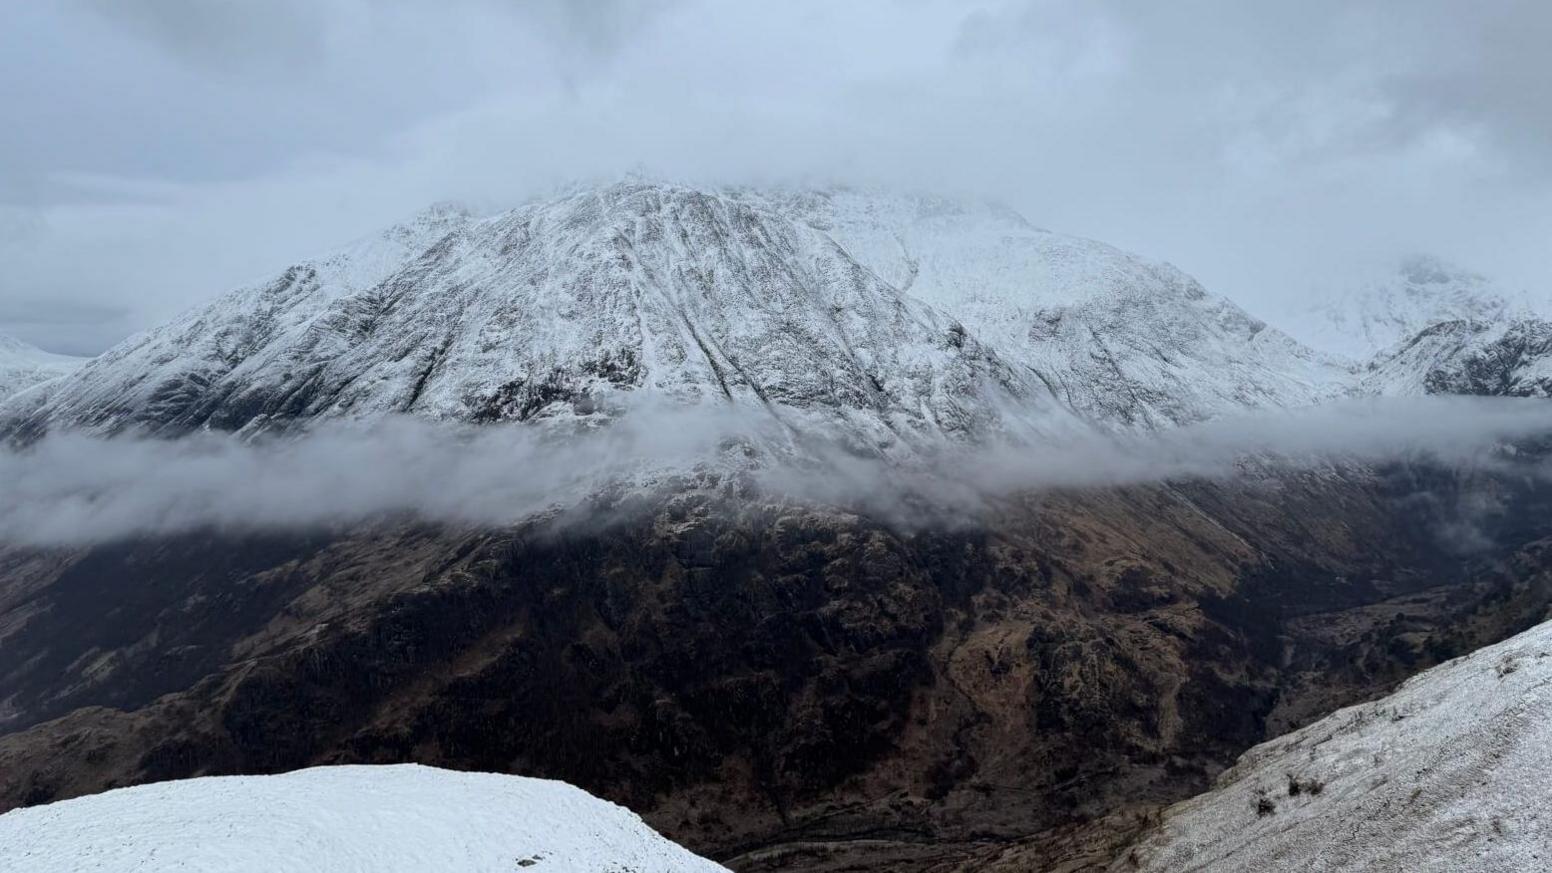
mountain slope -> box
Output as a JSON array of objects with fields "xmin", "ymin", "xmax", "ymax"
[
  {"xmin": 0, "ymin": 204, "xmax": 471, "ymax": 437},
  {"xmin": 0, "ymin": 180, "xmax": 1383, "ymax": 446},
  {"xmin": 1364, "ymin": 317, "xmax": 1552, "ymax": 398},
  {"xmin": 757, "ymin": 187, "xmax": 1353, "ymax": 427},
  {"xmin": 1283, "ymin": 255, "xmax": 1535, "ymax": 361},
  {"xmin": 1117, "ymin": 612, "xmax": 1552, "ymax": 872},
  {"xmin": 5, "ymin": 472, "xmax": 1552, "ymax": 872},
  {"xmin": 0, "ymin": 764, "xmax": 727, "ymax": 872},
  {"xmin": 0, "ymin": 334, "xmax": 84, "ymax": 404},
  {"xmin": 0, "ymin": 183, "xmax": 1071, "ymax": 452}
]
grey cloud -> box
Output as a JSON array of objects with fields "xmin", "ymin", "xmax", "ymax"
[
  {"xmin": 74, "ymin": 0, "xmax": 330, "ymax": 73},
  {"xmin": 1377, "ymin": 1, "xmax": 1552, "ymax": 172},
  {"xmin": 2, "ymin": 396, "xmax": 1549, "ymax": 547},
  {"xmin": 3, "ymin": 1, "xmax": 1550, "ymax": 354}
]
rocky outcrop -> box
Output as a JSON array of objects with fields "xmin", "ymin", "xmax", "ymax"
[{"xmin": 1365, "ymin": 317, "xmax": 1552, "ymax": 398}]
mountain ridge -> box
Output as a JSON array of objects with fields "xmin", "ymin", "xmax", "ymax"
[
  {"xmin": 4, "ymin": 181, "xmax": 1546, "ymax": 465},
  {"xmin": 0, "ymin": 180, "xmax": 1400, "ymax": 443},
  {"xmin": 0, "ymin": 182, "xmax": 1093, "ymax": 452},
  {"xmin": 1278, "ymin": 254, "xmax": 1539, "ymax": 359}
]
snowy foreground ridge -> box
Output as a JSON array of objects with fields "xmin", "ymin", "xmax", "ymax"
[
  {"xmin": 1117, "ymin": 617, "xmax": 1552, "ymax": 872},
  {"xmin": 0, "ymin": 764, "xmax": 729, "ymax": 873}
]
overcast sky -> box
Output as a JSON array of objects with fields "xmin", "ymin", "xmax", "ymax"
[{"xmin": 3, "ymin": 0, "xmax": 1549, "ymax": 354}]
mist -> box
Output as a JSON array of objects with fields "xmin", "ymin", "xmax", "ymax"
[
  {"xmin": 3, "ymin": 1, "xmax": 1550, "ymax": 353},
  {"xmin": 3, "ymin": 396, "xmax": 1550, "ymax": 547}
]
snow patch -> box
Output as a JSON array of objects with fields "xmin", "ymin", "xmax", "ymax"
[{"xmin": 0, "ymin": 764, "xmax": 727, "ymax": 873}]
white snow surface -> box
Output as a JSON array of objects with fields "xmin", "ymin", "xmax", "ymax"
[
  {"xmin": 754, "ymin": 187, "xmax": 1356, "ymax": 427},
  {"xmin": 1117, "ymin": 616, "xmax": 1552, "ymax": 872},
  {"xmin": 0, "ymin": 333, "xmax": 85, "ymax": 403},
  {"xmin": 1279, "ymin": 254, "xmax": 1536, "ymax": 361},
  {"xmin": 0, "ymin": 764, "xmax": 728, "ymax": 873}
]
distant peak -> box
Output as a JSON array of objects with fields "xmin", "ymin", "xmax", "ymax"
[{"xmin": 1282, "ymin": 254, "xmax": 1532, "ymax": 359}]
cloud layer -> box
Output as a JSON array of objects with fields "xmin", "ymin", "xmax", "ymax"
[
  {"xmin": 2, "ymin": 396, "xmax": 1549, "ymax": 547},
  {"xmin": 2, "ymin": 1, "xmax": 1550, "ymax": 353}
]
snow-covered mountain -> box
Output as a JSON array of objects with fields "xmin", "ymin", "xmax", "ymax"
[
  {"xmin": 1363, "ymin": 316, "xmax": 1552, "ymax": 397},
  {"xmin": 1283, "ymin": 255, "xmax": 1535, "ymax": 361},
  {"xmin": 0, "ymin": 764, "xmax": 727, "ymax": 873},
  {"xmin": 0, "ymin": 182, "xmax": 1082, "ymax": 452},
  {"xmin": 1, "ymin": 181, "xmax": 1543, "ymax": 448},
  {"xmin": 1116, "ymin": 615, "xmax": 1552, "ymax": 872},
  {"xmin": 1279, "ymin": 254, "xmax": 1552, "ymax": 399},
  {"xmin": 0, "ymin": 180, "xmax": 1371, "ymax": 444},
  {"xmin": 755, "ymin": 187, "xmax": 1353, "ymax": 427},
  {"xmin": 0, "ymin": 333, "xmax": 84, "ymax": 403}
]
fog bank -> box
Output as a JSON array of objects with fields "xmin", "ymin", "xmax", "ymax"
[{"xmin": 2, "ymin": 396, "xmax": 1550, "ymax": 546}]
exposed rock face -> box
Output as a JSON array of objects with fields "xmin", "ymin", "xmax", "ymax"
[
  {"xmin": 5, "ymin": 465, "xmax": 1552, "ymax": 871},
  {"xmin": 1365, "ymin": 317, "xmax": 1552, "ymax": 398}
]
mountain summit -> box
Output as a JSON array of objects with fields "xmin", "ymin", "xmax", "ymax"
[{"xmin": 1285, "ymin": 254, "xmax": 1534, "ymax": 360}]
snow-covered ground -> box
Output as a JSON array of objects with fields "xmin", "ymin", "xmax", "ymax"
[
  {"xmin": 0, "ymin": 764, "xmax": 727, "ymax": 873},
  {"xmin": 1116, "ymin": 617, "xmax": 1552, "ymax": 872}
]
